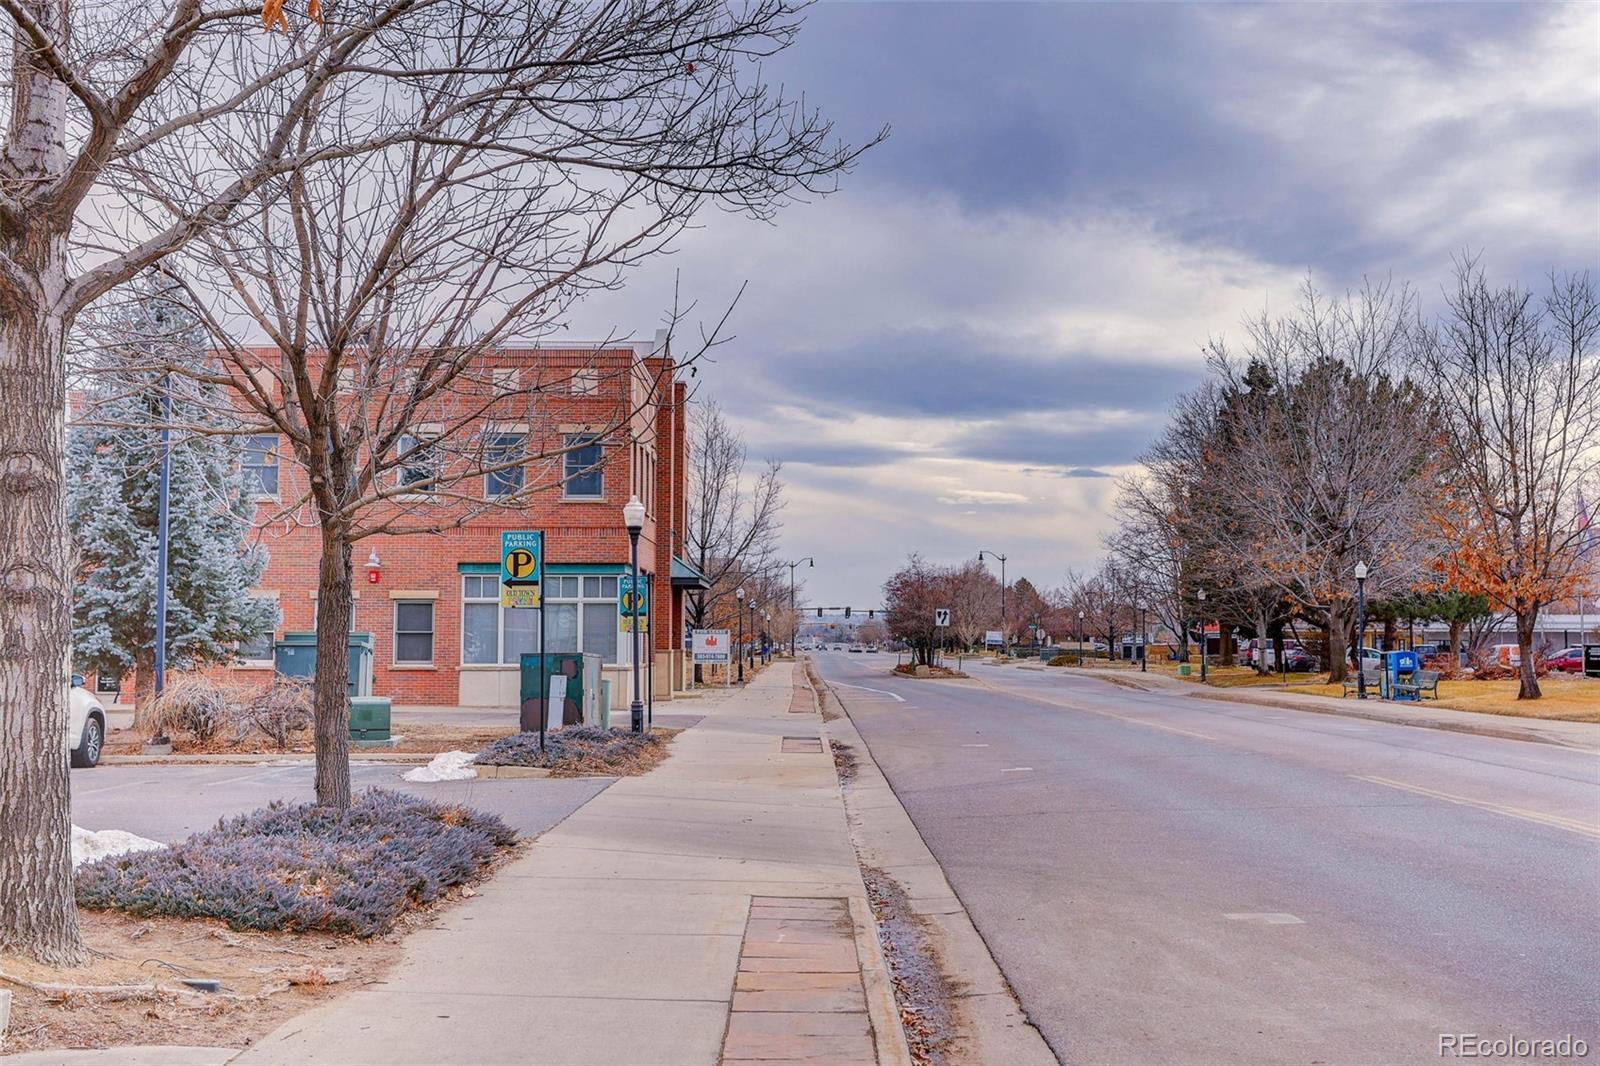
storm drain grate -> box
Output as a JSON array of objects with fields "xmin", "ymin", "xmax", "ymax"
[{"xmin": 781, "ymin": 736, "xmax": 825, "ymax": 754}]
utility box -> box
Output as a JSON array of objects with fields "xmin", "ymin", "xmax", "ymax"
[
  {"xmin": 1585, "ymin": 645, "xmax": 1600, "ymax": 679},
  {"xmin": 273, "ymin": 632, "xmax": 374, "ymax": 698},
  {"xmin": 1382, "ymin": 648, "xmax": 1420, "ymax": 701},
  {"xmin": 349, "ymin": 696, "xmax": 392, "ymax": 744},
  {"xmin": 518, "ymin": 653, "xmax": 602, "ymax": 732}
]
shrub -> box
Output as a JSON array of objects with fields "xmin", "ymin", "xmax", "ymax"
[
  {"xmin": 246, "ymin": 678, "xmax": 315, "ymax": 750},
  {"xmin": 475, "ymin": 725, "xmax": 666, "ymax": 771},
  {"xmin": 76, "ymin": 790, "xmax": 516, "ymax": 937},
  {"xmin": 149, "ymin": 674, "xmax": 245, "ymax": 742}
]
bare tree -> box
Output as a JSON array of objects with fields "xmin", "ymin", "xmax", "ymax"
[
  {"xmin": 1, "ymin": 0, "xmax": 878, "ymax": 962},
  {"xmin": 684, "ymin": 400, "xmax": 784, "ymax": 645},
  {"xmin": 944, "ymin": 559, "xmax": 999, "ymax": 651},
  {"xmin": 1419, "ymin": 259, "xmax": 1600, "ymax": 698},
  {"xmin": 883, "ymin": 554, "xmax": 944, "ymax": 666}
]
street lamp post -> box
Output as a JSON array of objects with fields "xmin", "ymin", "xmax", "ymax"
[
  {"xmin": 624, "ymin": 495, "xmax": 647, "ymax": 733},
  {"xmin": 1354, "ymin": 561, "xmax": 1369, "ymax": 700},
  {"xmin": 1196, "ymin": 588, "xmax": 1208, "ymax": 682},
  {"xmin": 735, "ymin": 586, "xmax": 746, "ymax": 683},
  {"xmin": 764, "ymin": 612, "xmax": 772, "ymax": 663},
  {"xmin": 1078, "ymin": 610, "xmax": 1085, "ymax": 666},
  {"xmin": 1138, "ymin": 603, "xmax": 1147, "ymax": 673},
  {"xmin": 978, "ymin": 550, "xmax": 1008, "ymax": 656},
  {"xmin": 787, "ymin": 557, "xmax": 814, "ymax": 657},
  {"xmin": 749, "ymin": 600, "xmax": 759, "ymax": 672}
]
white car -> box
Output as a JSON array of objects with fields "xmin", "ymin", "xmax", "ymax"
[{"xmin": 69, "ymin": 674, "xmax": 106, "ymax": 768}]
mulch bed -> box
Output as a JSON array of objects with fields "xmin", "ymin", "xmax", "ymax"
[{"xmin": 473, "ymin": 725, "xmax": 678, "ymax": 777}]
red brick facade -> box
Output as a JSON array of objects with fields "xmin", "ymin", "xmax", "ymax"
[{"xmin": 226, "ymin": 337, "xmax": 700, "ymax": 709}]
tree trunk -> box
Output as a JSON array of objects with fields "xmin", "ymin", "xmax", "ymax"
[
  {"xmin": 0, "ymin": 297, "xmax": 89, "ymax": 965},
  {"xmin": 1447, "ymin": 621, "xmax": 1464, "ymax": 666},
  {"xmin": 1515, "ymin": 607, "xmax": 1542, "ymax": 700},
  {"xmin": 1269, "ymin": 618, "xmax": 1285, "ymax": 678},
  {"xmin": 1381, "ymin": 618, "xmax": 1397, "ymax": 652},
  {"xmin": 1326, "ymin": 602, "xmax": 1351, "ymax": 683},
  {"xmin": 313, "ymin": 529, "xmax": 354, "ymax": 808},
  {"xmin": 131, "ymin": 647, "xmax": 158, "ymax": 735}
]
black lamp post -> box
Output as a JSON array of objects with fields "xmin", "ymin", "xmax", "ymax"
[
  {"xmin": 735, "ymin": 586, "xmax": 746, "ymax": 683},
  {"xmin": 764, "ymin": 612, "xmax": 772, "ymax": 663},
  {"xmin": 624, "ymin": 495, "xmax": 647, "ymax": 732},
  {"xmin": 1077, "ymin": 610, "xmax": 1085, "ymax": 665},
  {"xmin": 788, "ymin": 557, "xmax": 814, "ymax": 656},
  {"xmin": 749, "ymin": 600, "xmax": 759, "ymax": 672},
  {"xmin": 1138, "ymin": 603, "xmax": 1147, "ymax": 673},
  {"xmin": 1354, "ymin": 560, "xmax": 1369, "ymax": 700},
  {"xmin": 978, "ymin": 550, "xmax": 1008, "ymax": 656},
  {"xmin": 1196, "ymin": 587, "xmax": 1208, "ymax": 682}
]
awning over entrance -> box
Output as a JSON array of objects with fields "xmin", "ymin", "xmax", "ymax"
[{"xmin": 671, "ymin": 556, "xmax": 712, "ymax": 591}]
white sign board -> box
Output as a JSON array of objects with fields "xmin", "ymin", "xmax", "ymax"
[
  {"xmin": 692, "ymin": 629, "xmax": 731, "ymax": 664},
  {"xmin": 934, "ymin": 608, "xmax": 951, "ymax": 627},
  {"xmin": 985, "ymin": 630, "xmax": 1004, "ymax": 646}
]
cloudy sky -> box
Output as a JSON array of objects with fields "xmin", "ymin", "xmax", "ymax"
[{"xmin": 566, "ymin": 1, "xmax": 1600, "ymax": 608}]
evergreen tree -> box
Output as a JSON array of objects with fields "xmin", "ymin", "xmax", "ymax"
[{"xmin": 68, "ymin": 285, "xmax": 277, "ymax": 732}]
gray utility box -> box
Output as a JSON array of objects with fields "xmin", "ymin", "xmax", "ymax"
[
  {"xmin": 518, "ymin": 653, "xmax": 602, "ymax": 733},
  {"xmin": 273, "ymin": 632, "xmax": 374, "ymax": 697}
]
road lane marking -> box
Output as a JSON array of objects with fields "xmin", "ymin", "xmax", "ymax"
[
  {"xmin": 1224, "ymin": 913, "xmax": 1304, "ymax": 925},
  {"xmin": 962, "ymin": 743, "xmax": 990, "ymax": 747},
  {"xmin": 999, "ymin": 767, "xmax": 1033, "ymax": 773},
  {"xmin": 1353, "ymin": 775, "xmax": 1600, "ymax": 840},
  {"xmin": 830, "ymin": 682, "xmax": 906, "ymax": 702}
]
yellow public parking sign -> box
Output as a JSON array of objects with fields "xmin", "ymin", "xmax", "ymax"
[{"xmin": 501, "ymin": 531, "xmax": 543, "ymax": 608}]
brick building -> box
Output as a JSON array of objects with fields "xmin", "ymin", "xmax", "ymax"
[{"xmin": 220, "ymin": 333, "xmax": 707, "ymax": 709}]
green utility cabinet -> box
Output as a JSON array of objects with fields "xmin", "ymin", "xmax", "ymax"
[
  {"xmin": 518, "ymin": 653, "xmax": 602, "ymax": 733},
  {"xmin": 273, "ymin": 632, "xmax": 375, "ymax": 697},
  {"xmin": 349, "ymin": 696, "xmax": 393, "ymax": 744}
]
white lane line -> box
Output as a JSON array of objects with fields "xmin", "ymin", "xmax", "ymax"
[
  {"xmin": 962, "ymin": 743, "xmax": 990, "ymax": 747},
  {"xmin": 1224, "ymin": 913, "xmax": 1304, "ymax": 925},
  {"xmin": 830, "ymin": 682, "xmax": 906, "ymax": 702},
  {"xmin": 1353, "ymin": 775, "xmax": 1600, "ymax": 840},
  {"xmin": 999, "ymin": 767, "xmax": 1033, "ymax": 773}
]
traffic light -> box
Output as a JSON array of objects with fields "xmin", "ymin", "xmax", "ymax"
[
  {"xmin": 867, "ymin": 610, "xmax": 875, "ymax": 618},
  {"xmin": 844, "ymin": 606, "xmax": 851, "ymax": 618},
  {"xmin": 816, "ymin": 608, "xmax": 823, "ymax": 617}
]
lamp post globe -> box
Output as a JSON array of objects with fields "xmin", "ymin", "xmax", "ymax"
[{"xmin": 623, "ymin": 495, "xmax": 646, "ymax": 732}]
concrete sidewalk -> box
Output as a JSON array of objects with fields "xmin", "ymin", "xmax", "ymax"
[
  {"xmin": 225, "ymin": 661, "xmax": 909, "ymax": 1066},
  {"xmin": 1014, "ymin": 662, "xmax": 1600, "ymax": 752}
]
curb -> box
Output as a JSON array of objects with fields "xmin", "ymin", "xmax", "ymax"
[
  {"xmin": 101, "ymin": 752, "xmax": 435, "ymax": 766},
  {"xmin": 808, "ymin": 670, "xmax": 1058, "ymax": 1066}
]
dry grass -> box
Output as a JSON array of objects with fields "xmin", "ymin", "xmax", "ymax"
[
  {"xmin": 1283, "ymin": 674, "xmax": 1600, "ymax": 722},
  {"xmin": 0, "ymin": 909, "xmax": 402, "ymax": 1055}
]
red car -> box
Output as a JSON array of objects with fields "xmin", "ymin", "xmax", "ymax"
[{"xmin": 1546, "ymin": 647, "xmax": 1585, "ymax": 673}]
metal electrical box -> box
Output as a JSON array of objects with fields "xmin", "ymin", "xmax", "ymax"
[
  {"xmin": 273, "ymin": 632, "xmax": 375, "ymax": 698},
  {"xmin": 519, "ymin": 653, "xmax": 602, "ymax": 732}
]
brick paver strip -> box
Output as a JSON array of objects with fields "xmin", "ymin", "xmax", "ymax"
[
  {"xmin": 789, "ymin": 685, "xmax": 815, "ymax": 713},
  {"xmin": 721, "ymin": 897, "xmax": 878, "ymax": 1065},
  {"xmin": 780, "ymin": 736, "xmax": 824, "ymax": 753}
]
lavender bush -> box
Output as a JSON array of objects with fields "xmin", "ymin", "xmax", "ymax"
[
  {"xmin": 76, "ymin": 790, "xmax": 516, "ymax": 936},
  {"xmin": 474, "ymin": 725, "xmax": 666, "ymax": 770}
]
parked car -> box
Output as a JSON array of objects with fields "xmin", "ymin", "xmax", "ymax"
[
  {"xmin": 848, "ymin": 645, "xmax": 863, "ymax": 653},
  {"xmin": 1547, "ymin": 647, "xmax": 1585, "ymax": 673},
  {"xmin": 1239, "ymin": 639, "xmax": 1314, "ymax": 671},
  {"xmin": 69, "ymin": 674, "xmax": 106, "ymax": 769},
  {"xmin": 865, "ymin": 645, "xmax": 880, "ymax": 653}
]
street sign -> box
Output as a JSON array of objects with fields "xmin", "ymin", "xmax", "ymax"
[
  {"xmin": 692, "ymin": 630, "xmax": 731, "ymax": 664},
  {"xmin": 500, "ymin": 531, "xmax": 543, "ymax": 608},
  {"xmin": 934, "ymin": 608, "xmax": 951, "ymax": 627},
  {"xmin": 619, "ymin": 574, "xmax": 651, "ymax": 633}
]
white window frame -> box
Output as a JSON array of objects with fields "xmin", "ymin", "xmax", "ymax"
[
  {"xmin": 396, "ymin": 424, "xmax": 443, "ymax": 496},
  {"xmin": 393, "ymin": 599, "xmax": 436, "ymax": 665},
  {"xmin": 483, "ymin": 427, "xmax": 526, "ymax": 499},
  {"xmin": 562, "ymin": 433, "xmax": 604, "ymax": 499},
  {"xmin": 244, "ymin": 434, "xmax": 281, "ymax": 500}
]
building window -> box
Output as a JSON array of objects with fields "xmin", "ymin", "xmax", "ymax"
[
  {"xmin": 484, "ymin": 432, "xmax": 524, "ymax": 498},
  {"xmin": 244, "ymin": 435, "xmax": 279, "ymax": 498},
  {"xmin": 563, "ymin": 434, "xmax": 603, "ymax": 498},
  {"xmin": 238, "ymin": 627, "xmax": 275, "ymax": 662},
  {"xmin": 394, "ymin": 601, "xmax": 434, "ymax": 664},
  {"xmin": 461, "ymin": 573, "xmax": 622, "ymax": 665},
  {"xmin": 397, "ymin": 431, "xmax": 439, "ymax": 491},
  {"xmin": 569, "ymin": 368, "xmax": 598, "ymax": 395},
  {"xmin": 462, "ymin": 575, "xmax": 540, "ymax": 665}
]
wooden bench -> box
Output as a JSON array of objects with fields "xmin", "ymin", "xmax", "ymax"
[
  {"xmin": 1341, "ymin": 667, "xmax": 1382, "ymax": 697},
  {"xmin": 1394, "ymin": 669, "xmax": 1441, "ymax": 700}
]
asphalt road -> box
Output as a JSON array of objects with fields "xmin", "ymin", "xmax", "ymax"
[
  {"xmin": 813, "ymin": 651, "xmax": 1600, "ymax": 1066},
  {"xmin": 72, "ymin": 761, "xmax": 612, "ymax": 841}
]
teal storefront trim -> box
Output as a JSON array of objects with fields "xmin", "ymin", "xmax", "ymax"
[{"xmin": 457, "ymin": 561, "xmax": 629, "ymax": 575}]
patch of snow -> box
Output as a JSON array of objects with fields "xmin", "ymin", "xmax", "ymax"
[
  {"xmin": 402, "ymin": 750, "xmax": 479, "ymax": 783},
  {"xmin": 72, "ymin": 825, "xmax": 165, "ymax": 868}
]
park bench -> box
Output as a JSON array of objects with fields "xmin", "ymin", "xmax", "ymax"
[
  {"xmin": 1394, "ymin": 669, "xmax": 1441, "ymax": 701},
  {"xmin": 1341, "ymin": 667, "xmax": 1382, "ymax": 697}
]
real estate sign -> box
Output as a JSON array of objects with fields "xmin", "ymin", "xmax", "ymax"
[
  {"xmin": 500, "ymin": 531, "xmax": 543, "ymax": 608},
  {"xmin": 692, "ymin": 629, "xmax": 731, "ymax": 664}
]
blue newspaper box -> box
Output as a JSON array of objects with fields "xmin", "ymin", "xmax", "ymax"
[{"xmin": 1383, "ymin": 649, "xmax": 1420, "ymax": 701}]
